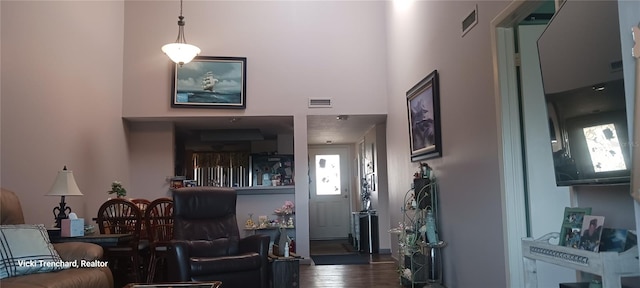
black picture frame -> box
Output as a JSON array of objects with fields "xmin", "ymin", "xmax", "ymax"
[
  {"xmin": 406, "ymin": 70, "xmax": 442, "ymax": 161},
  {"xmin": 171, "ymin": 56, "xmax": 246, "ymax": 109}
]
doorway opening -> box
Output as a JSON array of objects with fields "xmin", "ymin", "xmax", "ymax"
[
  {"xmin": 308, "ymin": 146, "xmax": 352, "ymax": 241},
  {"xmin": 305, "ymin": 114, "xmax": 387, "ymax": 262}
]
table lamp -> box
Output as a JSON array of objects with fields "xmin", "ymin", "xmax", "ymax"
[{"xmin": 46, "ymin": 166, "xmax": 83, "ymax": 228}]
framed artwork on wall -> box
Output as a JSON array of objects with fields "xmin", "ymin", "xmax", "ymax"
[
  {"xmin": 359, "ymin": 141, "xmax": 365, "ymax": 177},
  {"xmin": 366, "ymin": 142, "xmax": 375, "ymax": 175},
  {"xmin": 171, "ymin": 56, "xmax": 246, "ymax": 109},
  {"xmin": 406, "ymin": 70, "xmax": 442, "ymax": 162}
]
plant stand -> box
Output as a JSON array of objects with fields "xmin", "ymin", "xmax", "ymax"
[{"xmin": 391, "ymin": 177, "xmax": 447, "ymax": 288}]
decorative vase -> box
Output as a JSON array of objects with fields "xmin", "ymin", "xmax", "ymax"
[
  {"xmin": 425, "ymin": 209, "xmax": 438, "ymax": 244},
  {"xmin": 278, "ymin": 214, "xmax": 287, "ymax": 227},
  {"xmin": 275, "ymin": 226, "xmax": 288, "ymax": 256}
]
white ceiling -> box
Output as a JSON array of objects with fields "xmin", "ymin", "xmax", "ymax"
[
  {"xmin": 307, "ymin": 114, "xmax": 387, "ymax": 145},
  {"xmin": 170, "ymin": 114, "xmax": 386, "ymax": 145}
]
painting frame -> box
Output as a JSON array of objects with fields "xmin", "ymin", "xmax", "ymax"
[
  {"xmin": 406, "ymin": 70, "xmax": 442, "ymax": 162},
  {"xmin": 171, "ymin": 56, "xmax": 247, "ymax": 109},
  {"xmin": 558, "ymin": 207, "xmax": 592, "ymax": 247}
]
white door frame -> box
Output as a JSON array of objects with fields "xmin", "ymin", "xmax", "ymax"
[
  {"xmin": 490, "ymin": 1, "xmax": 543, "ymax": 286},
  {"xmin": 494, "ymin": 1, "xmax": 640, "ymax": 282},
  {"xmin": 308, "ymin": 145, "xmax": 353, "ymax": 240}
]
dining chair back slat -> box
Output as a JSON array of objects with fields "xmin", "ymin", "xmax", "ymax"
[
  {"xmin": 131, "ymin": 198, "xmax": 151, "ymax": 240},
  {"xmin": 144, "ymin": 197, "xmax": 174, "ymax": 283},
  {"xmin": 131, "ymin": 198, "xmax": 151, "ymax": 212},
  {"xmin": 96, "ymin": 198, "xmax": 146, "ymax": 285},
  {"xmin": 98, "ymin": 199, "xmax": 142, "ymax": 236}
]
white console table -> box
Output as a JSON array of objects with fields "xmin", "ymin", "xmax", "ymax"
[{"xmin": 522, "ymin": 232, "xmax": 639, "ymax": 288}]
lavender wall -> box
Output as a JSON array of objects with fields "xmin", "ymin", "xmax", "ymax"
[
  {"xmin": 385, "ymin": 1, "xmax": 511, "ymax": 287},
  {"xmin": 122, "ymin": 1, "xmax": 389, "ymax": 118},
  {"xmin": 128, "ymin": 122, "xmax": 175, "ymax": 201},
  {"xmin": 1, "ymin": 1, "xmax": 127, "ymax": 226}
]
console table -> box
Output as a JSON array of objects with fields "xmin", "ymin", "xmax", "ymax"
[
  {"xmin": 49, "ymin": 232, "xmax": 134, "ymax": 248},
  {"xmin": 352, "ymin": 211, "xmax": 379, "ymax": 254},
  {"xmin": 244, "ymin": 227, "xmax": 295, "ymax": 242},
  {"xmin": 522, "ymin": 232, "xmax": 639, "ymax": 288}
]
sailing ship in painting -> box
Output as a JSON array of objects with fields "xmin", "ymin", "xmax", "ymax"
[
  {"xmin": 202, "ymin": 72, "xmax": 218, "ymax": 92},
  {"xmin": 176, "ymin": 71, "xmax": 242, "ymax": 105}
]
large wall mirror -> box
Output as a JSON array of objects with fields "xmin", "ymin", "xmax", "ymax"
[{"xmin": 538, "ymin": 0, "xmax": 630, "ymax": 186}]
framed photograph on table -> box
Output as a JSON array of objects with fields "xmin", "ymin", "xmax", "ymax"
[
  {"xmin": 172, "ymin": 56, "xmax": 246, "ymax": 109},
  {"xmin": 578, "ymin": 215, "xmax": 605, "ymax": 252},
  {"xmin": 407, "ymin": 70, "xmax": 442, "ymax": 162},
  {"xmin": 558, "ymin": 207, "xmax": 592, "ymax": 247}
]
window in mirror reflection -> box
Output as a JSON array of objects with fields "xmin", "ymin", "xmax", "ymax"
[
  {"xmin": 583, "ymin": 124, "xmax": 626, "ymax": 173},
  {"xmin": 315, "ymin": 155, "xmax": 341, "ymax": 196}
]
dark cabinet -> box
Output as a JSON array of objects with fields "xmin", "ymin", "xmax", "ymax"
[{"xmin": 358, "ymin": 211, "xmax": 379, "ymax": 254}]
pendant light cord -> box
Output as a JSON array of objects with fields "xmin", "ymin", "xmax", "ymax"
[
  {"xmin": 176, "ymin": 0, "xmax": 186, "ymax": 43},
  {"xmin": 162, "ymin": 0, "xmax": 200, "ymax": 65}
]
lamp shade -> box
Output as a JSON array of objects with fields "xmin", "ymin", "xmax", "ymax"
[
  {"xmin": 46, "ymin": 168, "xmax": 83, "ymax": 196},
  {"xmin": 162, "ymin": 42, "xmax": 201, "ymax": 65}
]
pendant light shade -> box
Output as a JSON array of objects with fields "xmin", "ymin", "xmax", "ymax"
[
  {"xmin": 162, "ymin": 41, "xmax": 201, "ymax": 65},
  {"xmin": 162, "ymin": 0, "xmax": 200, "ymax": 65}
]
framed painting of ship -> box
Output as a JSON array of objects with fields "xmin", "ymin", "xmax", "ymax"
[
  {"xmin": 406, "ymin": 70, "xmax": 442, "ymax": 161},
  {"xmin": 172, "ymin": 56, "xmax": 246, "ymax": 109}
]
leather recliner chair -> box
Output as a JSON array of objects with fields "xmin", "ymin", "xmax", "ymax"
[{"xmin": 168, "ymin": 187, "xmax": 270, "ymax": 288}]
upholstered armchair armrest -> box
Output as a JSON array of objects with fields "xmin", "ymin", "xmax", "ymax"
[
  {"xmin": 53, "ymin": 242, "xmax": 104, "ymax": 262},
  {"xmin": 167, "ymin": 240, "xmax": 192, "ymax": 282},
  {"xmin": 240, "ymin": 234, "xmax": 270, "ymax": 288},
  {"xmin": 239, "ymin": 234, "xmax": 269, "ymax": 256}
]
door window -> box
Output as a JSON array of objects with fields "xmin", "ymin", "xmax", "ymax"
[{"xmin": 315, "ymin": 154, "xmax": 341, "ymax": 196}]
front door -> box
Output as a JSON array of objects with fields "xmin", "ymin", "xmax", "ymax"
[{"xmin": 308, "ymin": 146, "xmax": 351, "ymax": 240}]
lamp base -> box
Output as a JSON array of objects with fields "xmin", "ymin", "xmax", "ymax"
[{"xmin": 52, "ymin": 196, "xmax": 72, "ymax": 228}]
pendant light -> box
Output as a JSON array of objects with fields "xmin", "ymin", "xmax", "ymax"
[{"xmin": 162, "ymin": 0, "xmax": 201, "ymax": 66}]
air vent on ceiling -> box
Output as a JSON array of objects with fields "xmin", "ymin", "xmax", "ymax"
[{"xmin": 308, "ymin": 98, "xmax": 332, "ymax": 108}]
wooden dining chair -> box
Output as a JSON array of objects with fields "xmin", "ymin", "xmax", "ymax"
[
  {"xmin": 144, "ymin": 197, "xmax": 174, "ymax": 283},
  {"xmin": 131, "ymin": 198, "xmax": 150, "ymax": 211},
  {"xmin": 131, "ymin": 198, "xmax": 151, "ymax": 240},
  {"xmin": 96, "ymin": 198, "xmax": 147, "ymax": 285}
]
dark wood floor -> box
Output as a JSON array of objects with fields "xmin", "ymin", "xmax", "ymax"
[
  {"xmin": 303, "ymin": 239, "xmax": 401, "ymax": 287},
  {"xmin": 299, "ymin": 259, "xmax": 401, "ymax": 287}
]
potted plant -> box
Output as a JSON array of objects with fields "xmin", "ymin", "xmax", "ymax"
[{"xmin": 108, "ymin": 181, "xmax": 127, "ymax": 198}]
